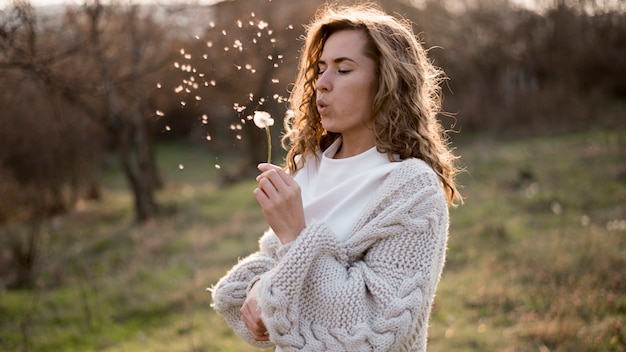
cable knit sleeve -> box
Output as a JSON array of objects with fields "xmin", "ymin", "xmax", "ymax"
[
  {"xmin": 256, "ymin": 159, "xmax": 449, "ymax": 351},
  {"xmin": 209, "ymin": 228, "xmax": 288, "ymax": 348}
]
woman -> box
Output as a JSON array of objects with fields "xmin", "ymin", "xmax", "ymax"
[{"xmin": 211, "ymin": 3, "xmax": 462, "ymax": 351}]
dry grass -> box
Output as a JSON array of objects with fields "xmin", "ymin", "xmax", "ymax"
[{"xmin": 0, "ymin": 131, "xmax": 624, "ymax": 351}]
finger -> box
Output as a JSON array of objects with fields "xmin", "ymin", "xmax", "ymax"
[
  {"xmin": 241, "ymin": 305, "xmax": 269, "ymax": 340},
  {"xmin": 257, "ymin": 175, "xmax": 280, "ymax": 199},
  {"xmin": 258, "ymin": 164, "xmax": 295, "ymax": 186}
]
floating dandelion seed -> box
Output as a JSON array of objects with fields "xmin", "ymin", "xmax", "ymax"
[
  {"xmin": 165, "ymin": 125, "xmax": 171, "ymax": 131},
  {"xmin": 178, "ymin": 164, "xmax": 184, "ymax": 170},
  {"xmin": 236, "ymin": 135, "xmax": 242, "ymax": 140},
  {"xmin": 209, "ymin": 21, "xmax": 215, "ymax": 28},
  {"xmin": 180, "ymin": 48, "xmax": 185, "ymax": 55},
  {"xmin": 174, "ymin": 62, "xmax": 180, "ymax": 68},
  {"xmin": 288, "ymin": 24, "xmax": 293, "ymax": 29},
  {"xmin": 156, "ymin": 110, "xmax": 165, "ymax": 116},
  {"xmin": 195, "ymin": 96, "xmax": 202, "ymax": 101},
  {"xmin": 195, "ymin": 35, "xmax": 200, "ymax": 40},
  {"xmin": 180, "ymin": 101, "xmax": 186, "ymax": 107},
  {"xmin": 207, "ymin": 41, "xmax": 213, "ymax": 47},
  {"xmin": 174, "ymin": 85, "xmax": 184, "ymax": 93},
  {"xmin": 222, "ymin": 29, "xmax": 227, "ymax": 35},
  {"xmin": 156, "ymin": 83, "xmax": 162, "ymax": 88},
  {"xmin": 237, "ymin": 20, "xmax": 243, "ymax": 28},
  {"xmin": 210, "ymin": 80, "xmax": 216, "ymax": 86},
  {"xmin": 258, "ymin": 21, "xmax": 269, "ymax": 29},
  {"xmin": 206, "ymin": 134, "xmax": 212, "ymax": 141},
  {"xmin": 271, "ymin": 78, "xmax": 279, "ymax": 83},
  {"xmin": 253, "ymin": 111, "xmax": 274, "ymax": 163},
  {"xmin": 214, "ymin": 164, "xmax": 221, "ymax": 169}
]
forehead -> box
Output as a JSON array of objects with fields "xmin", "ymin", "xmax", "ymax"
[{"xmin": 319, "ymin": 30, "xmax": 369, "ymax": 61}]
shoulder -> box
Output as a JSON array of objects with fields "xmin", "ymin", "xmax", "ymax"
[{"xmin": 388, "ymin": 158, "xmax": 439, "ymax": 185}]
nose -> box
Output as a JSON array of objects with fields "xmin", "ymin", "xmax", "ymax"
[{"xmin": 316, "ymin": 70, "xmax": 331, "ymax": 92}]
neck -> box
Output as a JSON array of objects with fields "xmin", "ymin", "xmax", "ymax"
[{"xmin": 334, "ymin": 134, "xmax": 376, "ymax": 159}]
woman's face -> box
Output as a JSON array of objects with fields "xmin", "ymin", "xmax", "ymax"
[{"xmin": 315, "ymin": 30, "xmax": 378, "ymax": 143}]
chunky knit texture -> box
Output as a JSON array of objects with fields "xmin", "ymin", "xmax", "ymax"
[{"xmin": 210, "ymin": 158, "xmax": 449, "ymax": 351}]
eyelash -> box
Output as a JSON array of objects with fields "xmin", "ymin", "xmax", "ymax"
[{"xmin": 318, "ymin": 68, "xmax": 350, "ymax": 75}]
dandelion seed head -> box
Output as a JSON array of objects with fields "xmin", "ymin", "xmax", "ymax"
[{"xmin": 253, "ymin": 111, "xmax": 274, "ymax": 128}]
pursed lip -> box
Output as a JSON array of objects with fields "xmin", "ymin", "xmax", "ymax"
[{"xmin": 316, "ymin": 99, "xmax": 329, "ymax": 114}]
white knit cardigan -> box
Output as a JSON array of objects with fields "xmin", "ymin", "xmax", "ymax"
[{"xmin": 210, "ymin": 158, "xmax": 449, "ymax": 351}]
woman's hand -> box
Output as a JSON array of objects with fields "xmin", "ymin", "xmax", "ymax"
[
  {"xmin": 253, "ymin": 163, "xmax": 305, "ymax": 244},
  {"xmin": 241, "ymin": 282, "xmax": 270, "ymax": 341}
]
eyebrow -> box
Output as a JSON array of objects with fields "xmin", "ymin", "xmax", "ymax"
[{"xmin": 317, "ymin": 57, "xmax": 357, "ymax": 65}]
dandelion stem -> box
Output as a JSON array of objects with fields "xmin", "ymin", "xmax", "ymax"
[{"xmin": 265, "ymin": 126, "xmax": 272, "ymax": 164}]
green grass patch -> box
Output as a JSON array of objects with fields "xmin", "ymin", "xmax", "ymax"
[{"xmin": 1, "ymin": 130, "xmax": 625, "ymax": 351}]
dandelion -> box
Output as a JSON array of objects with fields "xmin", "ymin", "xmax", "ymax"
[{"xmin": 253, "ymin": 111, "xmax": 274, "ymax": 163}]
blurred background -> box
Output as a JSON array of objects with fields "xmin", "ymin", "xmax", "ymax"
[{"xmin": 0, "ymin": 0, "xmax": 624, "ymax": 351}]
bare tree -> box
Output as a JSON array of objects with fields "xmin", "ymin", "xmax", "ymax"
[{"xmin": 1, "ymin": 0, "xmax": 172, "ymax": 223}]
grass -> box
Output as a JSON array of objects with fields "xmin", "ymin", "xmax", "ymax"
[{"xmin": 1, "ymin": 131, "xmax": 625, "ymax": 351}]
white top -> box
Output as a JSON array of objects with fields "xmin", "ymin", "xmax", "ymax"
[{"xmin": 293, "ymin": 138, "xmax": 400, "ymax": 242}]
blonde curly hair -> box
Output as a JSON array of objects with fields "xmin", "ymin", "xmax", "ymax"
[{"xmin": 282, "ymin": 3, "xmax": 462, "ymax": 205}]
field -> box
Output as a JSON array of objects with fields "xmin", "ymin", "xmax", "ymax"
[{"xmin": 1, "ymin": 130, "xmax": 625, "ymax": 351}]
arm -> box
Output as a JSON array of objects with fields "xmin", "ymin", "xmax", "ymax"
[
  {"xmin": 209, "ymin": 229, "xmax": 285, "ymax": 348},
  {"xmin": 256, "ymin": 164, "xmax": 449, "ymax": 351}
]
